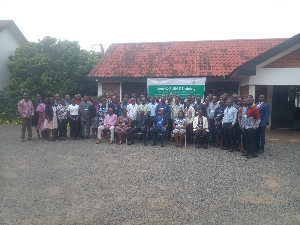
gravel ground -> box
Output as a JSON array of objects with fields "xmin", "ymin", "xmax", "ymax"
[{"xmin": 0, "ymin": 124, "xmax": 300, "ymax": 225}]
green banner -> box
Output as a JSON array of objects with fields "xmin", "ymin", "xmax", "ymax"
[{"xmin": 148, "ymin": 85, "xmax": 205, "ymax": 98}]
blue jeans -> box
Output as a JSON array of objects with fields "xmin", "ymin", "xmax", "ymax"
[
  {"xmin": 150, "ymin": 127, "xmax": 166, "ymax": 144},
  {"xmin": 256, "ymin": 125, "xmax": 266, "ymax": 151}
]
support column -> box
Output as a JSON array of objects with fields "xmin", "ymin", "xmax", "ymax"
[
  {"xmin": 98, "ymin": 81, "xmax": 102, "ymax": 97},
  {"xmin": 249, "ymin": 85, "xmax": 256, "ymax": 100},
  {"xmin": 120, "ymin": 81, "xmax": 122, "ymax": 100},
  {"xmin": 266, "ymin": 85, "xmax": 273, "ymax": 129}
]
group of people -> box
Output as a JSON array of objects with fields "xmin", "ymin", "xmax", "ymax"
[{"xmin": 18, "ymin": 91, "xmax": 270, "ymax": 159}]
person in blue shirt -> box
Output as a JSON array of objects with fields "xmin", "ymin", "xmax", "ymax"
[
  {"xmin": 255, "ymin": 95, "xmax": 270, "ymax": 154},
  {"xmin": 155, "ymin": 97, "xmax": 171, "ymax": 118},
  {"xmin": 222, "ymin": 99, "xmax": 238, "ymax": 151},
  {"xmin": 150, "ymin": 108, "xmax": 168, "ymax": 147}
]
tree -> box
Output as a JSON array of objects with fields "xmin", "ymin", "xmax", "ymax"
[{"xmin": 6, "ymin": 36, "xmax": 102, "ymax": 100}]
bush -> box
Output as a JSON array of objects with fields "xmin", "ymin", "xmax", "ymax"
[{"xmin": 0, "ymin": 98, "xmax": 20, "ymax": 124}]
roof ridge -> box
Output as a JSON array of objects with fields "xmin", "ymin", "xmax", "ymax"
[{"xmin": 109, "ymin": 38, "xmax": 288, "ymax": 46}]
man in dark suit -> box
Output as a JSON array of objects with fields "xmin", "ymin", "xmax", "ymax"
[
  {"xmin": 108, "ymin": 96, "xmax": 120, "ymax": 116},
  {"xmin": 255, "ymin": 95, "xmax": 270, "ymax": 154}
]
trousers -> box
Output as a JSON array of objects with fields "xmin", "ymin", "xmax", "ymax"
[
  {"xmin": 98, "ymin": 126, "xmax": 115, "ymax": 141},
  {"xmin": 21, "ymin": 117, "xmax": 32, "ymax": 139}
]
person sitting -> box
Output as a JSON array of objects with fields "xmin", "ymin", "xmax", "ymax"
[
  {"xmin": 128, "ymin": 110, "xmax": 148, "ymax": 146},
  {"xmin": 96, "ymin": 108, "xmax": 117, "ymax": 144},
  {"xmin": 172, "ymin": 111, "xmax": 187, "ymax": 147},
  {"xmin": 193, "ymin": 109, "xmax": 209, "ymax": 149},
  {"xmin": 115, "ymin": 109, "xmax": 131, "ymax": 145},
  {"xmin": 150, "ymin": 108, "xmax": 168, "ymax": 147}
]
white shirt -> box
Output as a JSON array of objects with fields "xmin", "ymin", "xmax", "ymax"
[
  {"xmin": 68, "ymin": 104, "xmax": 79, "ymax": 116},
  {"xmin": 127, "ymin": 103, "xmax": 137, "ymax": 120}
]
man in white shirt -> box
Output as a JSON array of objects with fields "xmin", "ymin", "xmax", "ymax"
[{"xmin": 127, "ymin": 98, "xmax": 137, "ymax": 126}]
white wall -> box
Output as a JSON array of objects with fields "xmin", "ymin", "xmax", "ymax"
[
  {"xmin": 239, "ymin": 43, "xmax": 300, "ymax": 86},
  {"xmin": 0, "ymin": 28, "xmax": 23, "ymax": 92}
]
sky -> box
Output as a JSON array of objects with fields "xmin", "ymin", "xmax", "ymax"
[{"xmin": 0, "ymin": 0, "xmax": 299, "ymax": 51}]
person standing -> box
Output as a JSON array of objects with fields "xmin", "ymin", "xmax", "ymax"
[
  {"xmin": 32, "ymin": 94, "xmax": 42, "ymax": 138},
  {"xmin": 68, "ymin": 98, "xmax": 80, "ymax": 140},
  {"xmin": 65, "ymin": 95, "xmax": 71, "ymax": 106},
  {"xmin": 242, "ymin": 98, "xmax": 261, "ymax": 159},
  {"xmin": 79, "ymin": 95, "xmax": 91, "ymax": 139},
  {"xmin": 255, "ymin": 95, "xmax": 270, "ymax": 154},
  {"xmin": 89, "ymin": 98, "xmax": 99, "ymax": 139},
  {"xmin": 56, "ymin": 99, "xmax": 68, "ymax": 140},
  {"xmin": 44, "ymin": 97, "xmax": 58, "ymax": 141},
  {"xmin": 36, "ymin": 97, "xmax": 48, "ymax": 140},
  {"xmin": 18, "ymin": 93, "xmax": 34, "ymax": 142},
  {"xmin": 108, "ymin": 96, "xmax": 120, "ymax": 116},
  {"xmin": 148, "ymin": 96, "xmax": 158, "ymax": 124},
  {"xmin": 127, "ymin": 98, "xmax": 138, "ymax": 124},
  {"xmin": 137, "ymin": 97, "xmax": 150, "ymax": 116},
  {"xmin": 184, "ymin": 100, "xmax": 195, "ymax": 144},
  {"xmin": 222, "ymin": 99, "xmax": 238, "ymax": 151},
  {"xmin": 207, "ymin": 96, "xmax": 219, "ymax": 145},
  {"xmin": 155, "ymin": 97, "xmax": 171, "ymax": 118},
  {"xmin": 214, "ymin": 100, "xmax": 225, "ymax": 148}
]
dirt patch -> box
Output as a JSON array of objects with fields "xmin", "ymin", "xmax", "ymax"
[{"xmin": 243, "ymin": 195, "xmax": 283, "ymax": 204}]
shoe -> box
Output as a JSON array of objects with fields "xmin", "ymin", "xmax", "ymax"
[
  {"xmin": 81, "ymin": 136, "xmax": 85, "ymax": 140},
  {"xmin": 63, "ymin": 137, "xmax": 66, "ymax": 140},
  {"xmin": 77, "ymin": 137, "xmax": 80, "ymax": 140},
  {"xmin": 161, "ymin": 144, "xmax": 164, "ymax": 147},
  {"xmin": 228, "ymin": 149, "xmax": 234, "ymax": 152},
  {"xmin": 21, "ymin": 139, "xmax": 25, "ymax": 142},
  {"xmin": 59, "ymin": 138, "xmax": 62, "ymax": 141},
  {"xmin": 196, "ymin": 145, "xmax": 200, "ymax": 149},
  {"xmin": 257, "ymin": 150, "xmax": 264, "ymax": 154},
  {"xmin": 109, "ymin": 140, "xmax": 113, "ymax": 144},
  {"xmin": 71, "ymin": 137, "xmax": 75, "ymax": 140},
  {"xmin": 242, "ymin": 152, "xmax": 249, "ymax": 156},
  {"xmin": 204, "ymin": 144, "xmax": 208, "ymax": 149},
  {"xmin": 222, "ymin": 147, "xmax": 229, "ymax": 150},
  {"xmin": 28, "ymin": 137, "xmax": 35, "ymax": 141},
  {"xmin": 151, "ymin": 142, "xmax": 157, "ymax": 146},
  {"xmin": 96, "ymin": 140, "xmax": 102, "ymax": 144},
  {"xmin": 127, "ymin": 141, "xmax": 134, "ymax": 146},
  {"xmin": 247, "ymin": 154, "xmax": 254, "ymax": 159},
  {"xmin": 144, "ymin": 143, "xmax": 147, "ymax": 146},
  {"xmin": 85, "ymin": 136, "xmax": 90, "ymax": 139}
]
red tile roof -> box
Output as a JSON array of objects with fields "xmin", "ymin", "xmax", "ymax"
[{"xmin": 88, "ymin": 38, "xmax": 287, "ymax": 78}]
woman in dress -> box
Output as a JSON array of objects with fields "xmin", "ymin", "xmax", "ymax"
[
  {"xmin": 193, "ymin": 109, "xmax": 209, "ymax": 149},
  {"xmin": 173, "ymin": 111, "xmax": 187, "ymax": 147},
  {"xmin": 115, "ymin": 109, "xmax": 131, "ymax": 145},
  {"xmin": 32, "ymin": 94, "xmax": 42, "ymax": 138},
  {"xmin": 44, "ymin": 97, "xmax": 58, "ymax": 141},
  {"xmin": 36, "ymin": 97, "xmax": 47, "ymax": 140}
]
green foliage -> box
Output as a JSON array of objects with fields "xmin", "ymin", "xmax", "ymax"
[
  {"xmin": 0, "ymin": 98, "xmax": 20, "ymax": 124},
  {"xmin": 6, "ymin": 36, "xmax": 102, "ymax": 100}
]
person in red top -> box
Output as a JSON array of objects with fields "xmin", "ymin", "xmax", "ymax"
[
  {"xmin": 18, "ymin": 93, "xmax": 34, "ymax": 142},
  {"xmin": 241, "ymin": 98, "xmax": 261, "ymax": 159}
]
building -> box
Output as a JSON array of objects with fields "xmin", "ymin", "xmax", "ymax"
[
  {"xmin": 0, "ymin": 20, "xmax": 27, "ymax": 96},
  {"xmin": 88, "ymin": 34, "xmax": 300, "ymax": 129}
]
